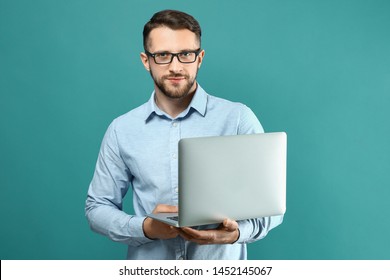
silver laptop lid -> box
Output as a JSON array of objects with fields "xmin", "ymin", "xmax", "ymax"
[{"xmin": 177, "ymin": 132, "xmax": 287, "ymax": 227}]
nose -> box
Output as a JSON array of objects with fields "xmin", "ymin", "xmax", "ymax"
[{"xmin": 168, "ymin": 55, "xmax": 183, "ymax": 73}]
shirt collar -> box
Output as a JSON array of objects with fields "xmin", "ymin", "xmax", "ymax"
[{"xmin": 144, "ymin": 83, "xmax": 207, "ymax": 122}]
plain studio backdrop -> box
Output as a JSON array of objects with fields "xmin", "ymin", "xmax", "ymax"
[{"xmin": 1, "ymin": 0, "xmax": 389, "ymax": 260}]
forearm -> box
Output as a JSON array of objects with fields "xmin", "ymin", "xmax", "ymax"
[
  {"xmin": 236, "ymin": 215, "xmax": 284, "ymax": 244},
  {"xmin": 85, "ymin": 202, "xmax": 152, "ymax": 247}
]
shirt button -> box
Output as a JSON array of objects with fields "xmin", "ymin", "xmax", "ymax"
[
  {"xmin": 175, "ymin": 187, "xmax": 179, "ymax": 193},
  {"xmin": 172, "ymin": 153, "xmax": 177, "ymax": 159},
  {"xmin": 172, "ymin": 122, "xmax": 177, "ymax": 127},
  {"xmin": 178, "ymin": 256, "xmax": 184, "ymax": 260}
]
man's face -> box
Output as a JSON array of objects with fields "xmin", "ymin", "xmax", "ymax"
[{"xmin": 141, "ymin": 27, "xmax": 205, "ymax": 99}]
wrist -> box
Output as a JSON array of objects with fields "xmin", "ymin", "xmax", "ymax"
[
  {"xmin": 231, "ymin": 228, "xmax": 240, "ymax": 244},
  {"xmin": 142, "ymin": 217, "xmax": 155, "ymax": 240}
]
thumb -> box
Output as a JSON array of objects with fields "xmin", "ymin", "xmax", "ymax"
[{"xmin": 222, "ymin": 219, "xmax": 238, "ymax": 232}]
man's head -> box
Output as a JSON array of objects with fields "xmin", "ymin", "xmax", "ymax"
[{"xmin": 140, "ymin": 10, "xmax": 205, "ymax": 100}]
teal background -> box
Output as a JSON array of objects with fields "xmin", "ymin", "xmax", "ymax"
[{"xmin": 1, "ymin": 0, "xmax": 389, "ymax": 260}]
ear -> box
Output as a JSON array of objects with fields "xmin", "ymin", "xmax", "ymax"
[
  {"xmin": 140, "ymin": 52, "xmax": 150, "ymax": 71},
  {"xmin": 197, "ymin": 49, "xmax": 205, "ymax": 69}
]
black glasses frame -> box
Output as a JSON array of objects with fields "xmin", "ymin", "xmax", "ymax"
[{"xmin": 145, "ymin": 48, "xmax": 202, "ymax": 64}]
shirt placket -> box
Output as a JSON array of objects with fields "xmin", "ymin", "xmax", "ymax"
[
  {"xmin": 169, "ymin": 119, "xmax": 186, "ymax": 260},
  {"xmin": 169, "ymin": 119, "xmax": 181, "ymax": 204}
]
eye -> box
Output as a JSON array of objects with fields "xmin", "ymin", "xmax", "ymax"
[
  {"xmin": 155, "ymin": 53, "xmax": 169, "ymax": 58},
  {"xmin": 180, "ymin": 52, "xmax": 191, "ymax": 57}
]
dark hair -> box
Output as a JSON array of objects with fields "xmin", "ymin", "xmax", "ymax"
[{"xmin": 143, "ymin": 10, "xmax": 202, "ymax": 50}]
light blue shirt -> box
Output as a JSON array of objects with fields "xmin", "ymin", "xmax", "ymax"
[{"xmin": 85, "ymin": 84, "xmax": 283, "ymax": 260}]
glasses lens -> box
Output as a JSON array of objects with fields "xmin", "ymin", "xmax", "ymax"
[
  {"xmin": 177, "ymin": 52, "xmax": 196, "ymax": 63},
  {"xmin": 154, "ymin": 53, "xmax": 173, "ymax": 64}
]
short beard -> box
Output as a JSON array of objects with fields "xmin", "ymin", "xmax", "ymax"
[{"xmin": 150, "ymin": 69, "xmax": 198, "ymax": 100}]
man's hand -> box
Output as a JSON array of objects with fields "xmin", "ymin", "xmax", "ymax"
[
  {"xmin": 177, "ymin": 219, "xmax": 240, "ymax": 245},
  {"xmin": 143, "ymin": 204, "xmax": 179, "ymax": 240}
]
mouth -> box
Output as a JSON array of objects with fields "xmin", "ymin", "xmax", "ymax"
[{"xmin": 167, "ymin": 76, "xmax": 185, "ymax": 81}]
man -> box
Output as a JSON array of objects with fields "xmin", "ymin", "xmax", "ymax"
[{"xmin": 85, "ymin": 9, "xmax": 283, "ymax": 260}]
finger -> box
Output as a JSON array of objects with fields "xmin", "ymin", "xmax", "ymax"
[
  {"xmin": 167, "ymin": 227, "xmax": 180, "ymax": 238},
  {"xmin": 177, "ymin": 229, "xmax": 214, "ymax": 245},
  {"xmin": 153, "ymin": 204, "xmax": 178, "ymax": 213},
  {"xmin": 176, "ymin": 228, "xmax": 193, "ymax": 241},
  {"xmin": 170, "ymin": 226, "xmax": 180, "ymax": 233},
  {"xmin": 179, "ymin": 227, "xmax": 204, "ymax": 238},
  {"xmin": 179, "ymin": 227, "xmax": 216, "ymax": 242}
]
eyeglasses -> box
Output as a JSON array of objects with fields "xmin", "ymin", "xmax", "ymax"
[{"xmin": 145, "ymin": 48, "xmax": 202, "ymax": 64}]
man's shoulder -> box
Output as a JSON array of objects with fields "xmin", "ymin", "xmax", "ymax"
[
  {"xmin": 111, "ymin": 101, "xmax": 149, "ymax": 129},
  {"xmin": 205, "ymin": 90, "xmax": 263, "ymax": 134},
  {"xmin": 206, "ymin": 92, "xmax": 251, "ymax": 113}
]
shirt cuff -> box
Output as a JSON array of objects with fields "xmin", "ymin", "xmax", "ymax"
[
  {"xmin": 236, "ymin": 219, "xmax": 253, "ymax": 244},
  {"xmin": 128, "ymin": 216, "xmax": 155, "ymax": 246}
]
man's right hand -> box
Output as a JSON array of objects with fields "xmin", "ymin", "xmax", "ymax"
[{"xmin": 142, "ymin": 204, "xmax": 179, "ymax": 240}]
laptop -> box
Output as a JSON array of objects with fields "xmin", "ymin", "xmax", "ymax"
[{"xmin": 147, "ymin": 132, "xmax": 287, "ymax": 227}]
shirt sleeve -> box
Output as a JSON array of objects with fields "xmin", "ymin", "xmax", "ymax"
[
  {"xmin": 237, "ymin": 104, "xmax": 264, "ymax": 134},
  {"xmin": 235, "ymin": 104, "xmax": 284, "ymax": 244},
  {"xmin": 85, "ymin": 119, "xmax": 153, "ymax": 247}
]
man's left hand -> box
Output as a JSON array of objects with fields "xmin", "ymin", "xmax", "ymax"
[{"xmin": 177, "ymin": 219, "xmax": 240, "ymax": 245}]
